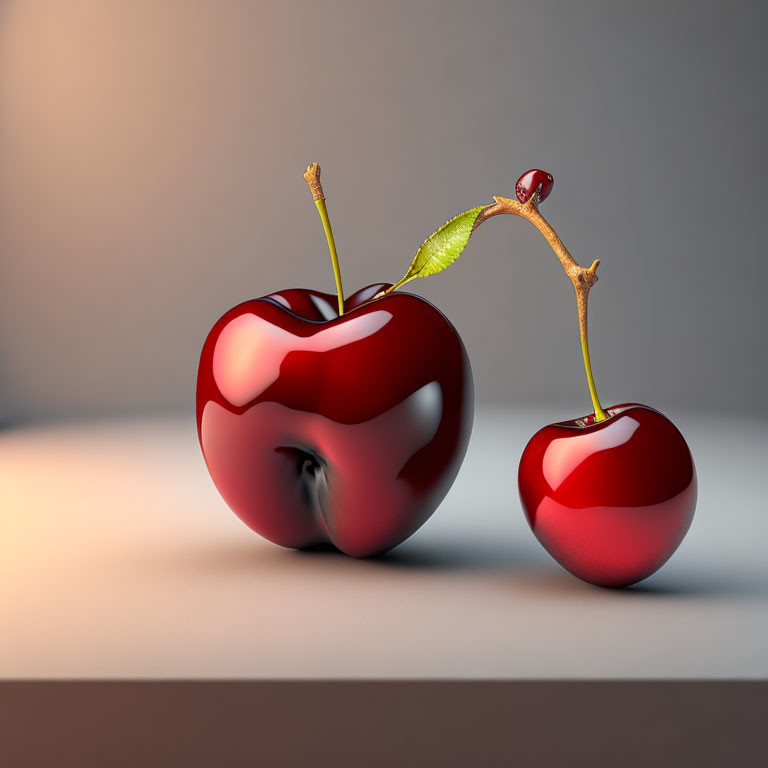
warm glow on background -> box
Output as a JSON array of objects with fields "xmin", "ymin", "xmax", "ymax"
[
  {"xmin": 1, "ymin": 7, "xmax": 766, "ymax": 764},
  {"xmin": 1, "ymin": 1, "xmax": 765, "ymax": 426}
]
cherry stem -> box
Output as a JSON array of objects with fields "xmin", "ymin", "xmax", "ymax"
[
  {"xmin": 304, "ymin": 164, "xmax": 345, "ymax": 316},
  {"xmin": 472, "ymin": 193, "xmax": 608, "ymax": 421}
]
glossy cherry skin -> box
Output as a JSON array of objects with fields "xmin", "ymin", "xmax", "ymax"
[
  {"xmin": 515, "ymin": 169, "xmax": 554, "ymax": 204},
  {"xmin": 197, "ymin": 283, "xmax": 473, "ymax": 558},
  {"xmin": 518, "ymin": 404, "xmax": 697, "ymax": 587}
]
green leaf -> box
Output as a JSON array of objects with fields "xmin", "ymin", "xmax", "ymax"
[{"xmin": 396, "ymin": 205, "xmax": 487, "ymax": 287}]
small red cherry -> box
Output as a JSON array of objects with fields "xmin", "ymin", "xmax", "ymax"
[{"xmin": 516, "ymin": 169, "xmax": 554, "ymax": 204}]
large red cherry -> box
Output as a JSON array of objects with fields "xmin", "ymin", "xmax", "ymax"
[
  {"xmin": 518, "ymin": 404, "xmax": 697, "ymax": 587},
  {"xmin": 196, "ymin": 283, "xmax": 473, "ymax": 558}
]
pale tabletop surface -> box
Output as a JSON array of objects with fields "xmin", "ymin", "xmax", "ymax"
[{"xmin": 2, "ymin": 407, "xmax": 766, "ymax": 679}]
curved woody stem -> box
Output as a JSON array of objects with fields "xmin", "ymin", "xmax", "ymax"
[
  {"xmin": 472, "ymin": 192, "xmax": 607, "ymax": 420},
  {"xmin": 386, "ymin": 190, "xmax": 608, "ymax": 421}
]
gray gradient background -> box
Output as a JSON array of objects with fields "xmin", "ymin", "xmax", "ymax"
[
  {"xmin": 0, "ymin": 0, "xmax": 766, "ymax": 424},
  {"xmin": 2, "ymin": 2, "xmax": 768, "ymax": 690}
]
